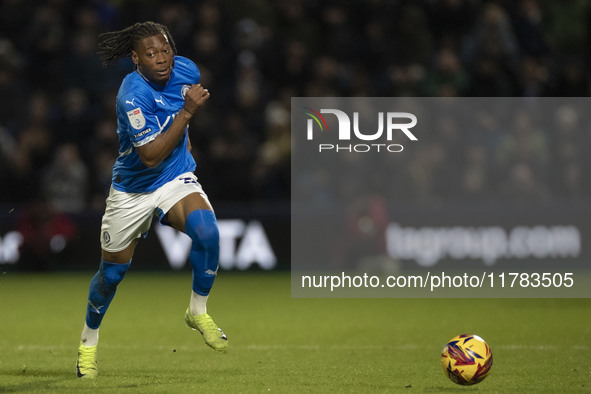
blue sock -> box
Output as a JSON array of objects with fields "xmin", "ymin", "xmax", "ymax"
[
  {"xmin": 185, "ymin": 209, "xmax": 220, "ymax": 296},
  {"xmin": 85, "ymin": 258, "xmax": 131, "ymax": 329}
]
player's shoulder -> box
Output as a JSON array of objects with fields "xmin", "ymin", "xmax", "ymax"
[
  {"xmin": 174, "ymin": 56, "xmax": 198, "ymax": 72},
  {"xmin": 117, "ymin": 73, "xmax": 153, "ymax": 107},
  {"xmin": 173, "ymin": 56, "xmax": 200, "ymax": 81},
  {"xmin": 119, "ymin": 72, "xmax": 151, "ymax": 95}
]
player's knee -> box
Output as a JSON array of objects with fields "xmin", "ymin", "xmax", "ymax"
[
  {"xmin": 185, "ymin": 209, "xmax": 219, "ymax": 253},
  {"xmin": 100, "ymin": 259, "xmax": 130, "ymax": 291}
]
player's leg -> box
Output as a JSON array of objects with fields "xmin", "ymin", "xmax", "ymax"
[
  {"xmin": 166, "ymin": 193, "xmax": 216, "ymax": 313},
  {"xmin": 83, "ymin": 245, "xmax": 136, "ymax": 344},
  {"xmin": 166, "ymin": 192, "xmax": 228, "ymax": 352},
  {"xmin": 77, "ymin": 187, "xmax": 154, "ymax": 378},
  {"xmin": 77, "ymin": 243, "xmax": 135, "ymax": 379}
]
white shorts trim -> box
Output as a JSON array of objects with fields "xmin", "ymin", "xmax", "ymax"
[{"xmin": 100, "ymin": 172, "xmax": 207, "ymax": 252}]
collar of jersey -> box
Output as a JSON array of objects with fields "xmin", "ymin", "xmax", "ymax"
[{"xmin": 136, "ymin": 64, "xmax": 175, "ymax": 91}]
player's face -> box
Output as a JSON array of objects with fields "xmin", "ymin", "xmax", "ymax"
[{"xmin": 132, "ymin": 34, "xmax": 173, "ymax": 85}]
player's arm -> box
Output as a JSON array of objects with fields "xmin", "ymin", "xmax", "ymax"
[{"xmin": 136, "ymin": 84, "xmax": 209, "ymax": 168}]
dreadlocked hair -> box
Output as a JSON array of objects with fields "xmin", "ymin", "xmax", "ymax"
[{"xmin": 97, "ymin": 21, "xmax": 177, "ymax": 67}]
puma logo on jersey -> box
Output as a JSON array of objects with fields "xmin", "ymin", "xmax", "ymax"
[
  {"xmin": 155, "ymin": 96, "xmax": 165, "ymax": 105},
  {"xmin": 125, "ymin": 98, "xmax": 135, "ymax": 106}
]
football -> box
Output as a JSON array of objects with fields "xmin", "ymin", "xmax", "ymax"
[{"xmin": 441, "ymin": 334, "xmax": 493, "ymax": 385}]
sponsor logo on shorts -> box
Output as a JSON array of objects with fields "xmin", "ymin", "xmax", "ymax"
[{"xmin": 102, "ymin": 231, "xmax": 111, "ymax": 244}]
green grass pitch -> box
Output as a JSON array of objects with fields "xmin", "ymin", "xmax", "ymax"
[{"xmin": 0, "ymin": 271, "xmax": 589, "ymax": 393}]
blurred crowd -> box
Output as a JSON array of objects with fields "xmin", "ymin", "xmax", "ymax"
[{"xmin": 1, "ymin": 0, "xmax": 591, "ymax": 213}]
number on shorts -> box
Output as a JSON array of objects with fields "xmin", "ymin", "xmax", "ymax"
[{"xmin": 180, "ymin": 177, "xmax": 197, "ymax": 184}]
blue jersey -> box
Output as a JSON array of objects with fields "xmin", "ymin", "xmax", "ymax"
[{"xmin": 112, "ymin": 56, "xmax": 200, "ymax": 193}]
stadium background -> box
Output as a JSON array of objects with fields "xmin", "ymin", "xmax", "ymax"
[
  {"xmin": 1, "ymin": 2, "xmax": 591, "ymax": 393},
  {"xmin": 0, "ymin": 0, "xmax": 590, "ymax": 273}
]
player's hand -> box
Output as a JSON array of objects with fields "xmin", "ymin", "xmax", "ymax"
[{"xmin": 182, "ymin": 84, "xmax": 210, "ymax": 115}]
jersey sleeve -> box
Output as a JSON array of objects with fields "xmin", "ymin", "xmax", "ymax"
[{"xmin": 118, "ymin": 90, "xmax": 162, "ymax": 147}]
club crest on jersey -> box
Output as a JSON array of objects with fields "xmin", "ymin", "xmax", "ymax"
[
  {"xmin": 181, "ymin": 84, "xmax": 191, "ymax": 99},
  {"xmin": 127, "ymin": 108, "xmax": 146, "ymax": 130}
]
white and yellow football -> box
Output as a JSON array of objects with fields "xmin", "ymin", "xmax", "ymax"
[{"xmin": 441, "ymin": 334, "xmax": 493, "ymax": 385}]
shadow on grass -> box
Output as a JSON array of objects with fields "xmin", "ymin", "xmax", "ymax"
[
  {"xmin": 0, "ymin": 369, "xmax": 69, "ymax": 393},
  {"xmin": 0, "ymin": 368, "xmax": 158, "ymax": 393}
]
